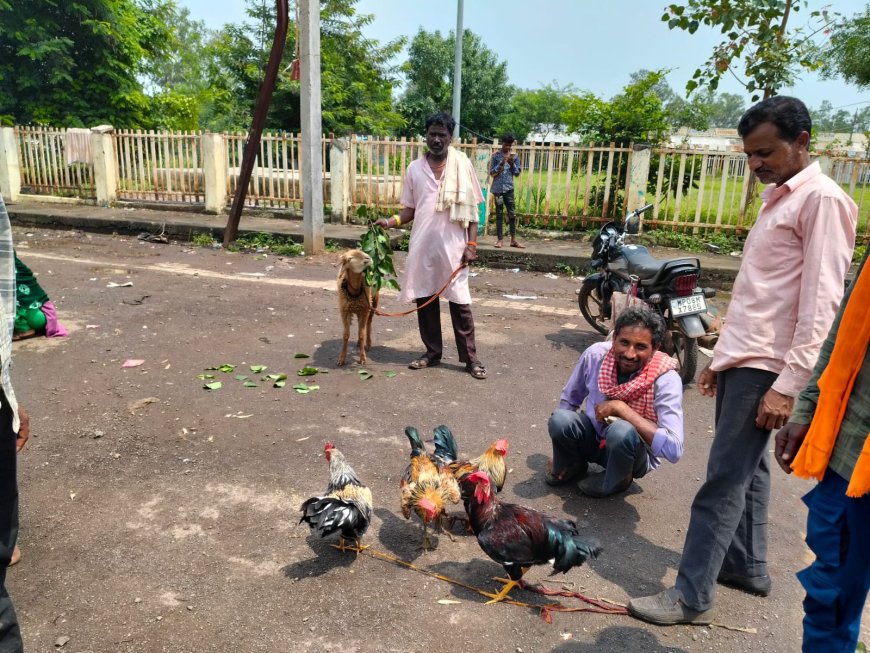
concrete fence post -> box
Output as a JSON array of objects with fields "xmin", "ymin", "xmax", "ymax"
[
  {"xmin": 626, "ymin": 145, "xmax": 651, "ymax": 215},
  {"xmin": 202, "ymin": 133, "xmax": 227, "ymax": 214},
  {"xmin": 329, "ymin": 138, "xmax": 350, "ymax": 223},
  {"xmin": 90, "ymin": 125, "xmax": 117, "ymax": 206},
  {"xmin": 815, "ymin": 154, "xmax": 832, "ymax": 177},
  {"xmin": 0, "ymin": 127, "xmax": 21, "ymax": 201}
]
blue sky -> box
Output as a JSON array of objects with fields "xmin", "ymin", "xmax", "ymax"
[{"xmin": 176, "ymin": 0, "xmax": 869, "ymax": 115}]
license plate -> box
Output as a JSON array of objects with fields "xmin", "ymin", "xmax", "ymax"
[{"xmin": 669, "ymin": 295, "xmax": 707, "ymax": 316}]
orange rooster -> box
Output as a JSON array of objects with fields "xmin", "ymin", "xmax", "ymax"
[
  {"xmin": 432, "ymin": 425, "xmax": 509, "ymax": 525},
  {"xmin": 300, "ymin": 442, "xmax": 373, "ymax": 552},
  {"xmin": 400, "ymin": 426, "xmax": 460, "ymax": 550}
]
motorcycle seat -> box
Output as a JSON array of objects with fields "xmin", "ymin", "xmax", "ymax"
[
  {"xmin": 621, "ymin": 245, "xmax": 666, "ymax": 279},
  {"xmin": 622, "ymin": 246, "xmax": 699, "ymax": 285}
]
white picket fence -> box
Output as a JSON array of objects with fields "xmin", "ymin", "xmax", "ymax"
[{"xmin": 10, "ymin": 125, "xmax": 870, "ymax": 239}]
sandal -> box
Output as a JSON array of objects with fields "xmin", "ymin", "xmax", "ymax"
[
  {"xmin": 466, "ymin": 362, "xmax": 487, "ymax": 380},
  {"xmin": 409, "ymin": 356, "xmax": 440, "ymax": 370},
  {"xmin": 494, "ymin": 240, "xmax": 503, "ymax": 248},
  {"xmin": 544, "ymin": 460, "xmax": 587, "ymax": 486},
  {"xmin": 510, "ymin": 240, "xmax": 526, "ymax": 249}
]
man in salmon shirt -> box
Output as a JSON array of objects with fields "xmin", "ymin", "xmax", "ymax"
[{"xmin": 629, "ymin": 96, "xmax": 858, "ymax": 625}]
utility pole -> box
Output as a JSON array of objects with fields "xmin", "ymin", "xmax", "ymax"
[
  {"xmin": 223, "ymin": 0, "xmax": 288, "ymax": 247},
  {"xmin": 451, "ymin": 0, "xmax": 464, "ymax": 138},
  {"xmin": 299, "ymin": 0, "xmax": 324, "ymax": 254}
]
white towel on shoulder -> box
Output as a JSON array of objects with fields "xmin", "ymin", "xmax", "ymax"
[{"xmin": 435, "ymin": 147, "xmax": 478, "ymax": 229}]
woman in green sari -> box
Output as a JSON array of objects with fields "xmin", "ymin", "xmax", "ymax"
[{"xmin": 13, "ymin": 254, "xmax": 67, "ymax": 340}]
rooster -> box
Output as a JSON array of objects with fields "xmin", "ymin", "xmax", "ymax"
[
  {"xmin": 465, "ymin": 470, "xmax": 601, "ymax": 604},
  {"xmin": 432, "ymin": 425, "xmax": 508, "ymax": 530},
  {"xmin": 400, "ymin": 426, "xmax": 461, "ymax": 550},
  {"xmin": 300, "ymin": 442, "xmax": 373, "ymax": 552},
  {"xmin": 433, "ymin": 425, "xmax": 509, "ymax": 499}
]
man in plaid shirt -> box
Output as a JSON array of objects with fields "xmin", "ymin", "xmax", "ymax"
[
  {"xmin": 0, "ymin": 193, "xmax": 30, "ymax": 652},
  {"xmin": 545, "ymin": 305, "xmax": 684, "ymax": 497}
]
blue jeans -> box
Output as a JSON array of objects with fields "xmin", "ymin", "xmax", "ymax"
[
  {"xmin": 548, "ymin": 409, "xmax": 649, "ymax": 492},
  {"xmin": 799, "ymin": 469, "xmax": 870, "ymax": 653}
]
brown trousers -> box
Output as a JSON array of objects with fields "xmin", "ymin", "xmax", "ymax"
[{"xmin": 415, "ymin": 296, "xmax": 478, "ymax": 365}]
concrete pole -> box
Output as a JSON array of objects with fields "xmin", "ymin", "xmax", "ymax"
[
  {"xmin": 0, "ymin": 127, "xmax": 21, "ymax": 201},
  {"xmin": 300, "ymin": 0, "xmax": 324, "ymax": 254},
  {"xmin": 451, "ymin": 0, "xmax": 464, "ymax": 138},
  {"xmin": 202, "ymin": 133, "xmax": 227, "ymax": 214},
  {"xmin": 90, "ymin": 126, "xmax": 117, "ymax": 206}
]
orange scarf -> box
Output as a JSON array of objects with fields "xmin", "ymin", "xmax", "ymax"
[{"xmin": 790, "ymin": 263, "xmax": 870, "ymax": 498}]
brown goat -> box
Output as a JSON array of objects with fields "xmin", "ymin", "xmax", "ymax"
[{"xmin": 336, "ymin": 249, "xmax": 380, "ymax": 366}]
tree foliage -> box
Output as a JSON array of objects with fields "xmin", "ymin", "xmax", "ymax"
[
  {"xmin": 662, "ymin": 0, "xmax": 833, "ymax": 100},
  {"xmin": 495, "ymin": 83, "xmax": 575, "ymax": 141},
  {"xmin": 823, "ymin": 5, "xmax": 870, "ymax": 88},
  {"xmin": 0, "ymin": 0, "xmax": 174, "ymax": 126},
  {"xmin": 811, "ymin": 100, "xmax": 869, "ymax": 133},
  {"xmin": 202, "ymin": 0, "xmax": 405, "ymax": 135},
  {"xmin": 562, "ymin": 71, "xmax": 671, "ymax": 144},
  {"xmin": 397, "ymin": 29, "xmax": 513, "ymax": 138}
]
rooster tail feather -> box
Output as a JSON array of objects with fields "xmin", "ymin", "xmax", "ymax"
[
  {"xmin": 547, "ymin": 525, "xmax": 602, "ymax": 574},
  {"xmin": 300, "ymin": 497, "xmax": 364, "ymax": 539},
  {"xmin": 432, "ymin": 425, "xmax": 458, "ymax": 463},
  {"xmin": 404, "ymin": 426, "xmax": 425, "ymax": 457}
]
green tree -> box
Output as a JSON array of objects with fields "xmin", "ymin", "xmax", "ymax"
[
  {"xmin": 823, "ymin": 5, "xmax": 870, "ymax": 88},
  {"xmin": 397, "ymin": 28, "xmax": 513, "ymax": 138},
  {"xmin": 629, "ymin": 69, "xmax": 711, "ymax": 130},
  {"xmin": 0, "ymin": 0, "xmax": 175, "ymax": 126},
  {"xmin": 662, "ymin": 0, "xmax": 834, "ymax": 100},
  {"xmin": 707, "ymin": 92, "xmax": 746, "ymax": 128},
  {"xmin": 563, "ymin": 71, "xmax": 671, "ymax": 144},
  {"xmin": 495, "ymin": 83, "xmax": 576, "ymax": 142},
  {"xmin": 199, "ymin": 0, "xmax": 404, "ymax": 134}
]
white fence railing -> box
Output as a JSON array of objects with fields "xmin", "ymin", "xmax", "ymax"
[{"xmin": 6, "ymin": 125, "xmax": 869, "ymax": 241}]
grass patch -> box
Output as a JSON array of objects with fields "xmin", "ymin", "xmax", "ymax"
[
  {"xmin": 228, "ymin": 232, "xmax": 304, "ymax": 256},
  {"xmin": 191, "ymin": 232, "xmax": 215, "ymax": 247},
  {"xmin": 637, "ymin": 229, "xmax": 745, "ymax": 254}
]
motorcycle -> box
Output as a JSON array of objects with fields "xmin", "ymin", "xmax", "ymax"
[{"xmin": 577, "ymin": 203, "xmax": 716, "ymax": 384}]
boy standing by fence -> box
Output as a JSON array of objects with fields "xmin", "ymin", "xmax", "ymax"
[{"xmin": 489, "ymin": 134, "xmax": 523, "ymax": 249}]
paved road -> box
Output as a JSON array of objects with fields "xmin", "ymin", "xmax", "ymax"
[{"xmin": 6, "ymin": 227, "xmax": 864, "ymax": 652}]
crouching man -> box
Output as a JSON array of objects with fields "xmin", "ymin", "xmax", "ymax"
[{"xmin": 545, "ymin": 305, "xmax": 684, "ymax": 497}]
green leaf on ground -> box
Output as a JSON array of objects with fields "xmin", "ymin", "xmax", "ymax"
[
  {"xmin": 243, "ymin": 381, "xmax": 258, "ymax": 388},
  {"xmin": 293, "ymin": 383, "xmax": 311, "ymax": 394},
  {"xmin": 358, "ymin": 370, "xmax": 373, "ymax": 380},
  {"xmin": 197, "ymin": 373, "xmax": 215, "ymax": 380},
  {"xmin": 274, "ymin": 380, "xmax": 286, "ymax": 388},
  {"xmin": 250, "ymin": 365, "xmax": 267, "ymax": 373},
  {"xmin": 218, "ymin": 364, "xmax": 235, "ymax": 373},
  {"xmin": 385, "ymin": 371, "xmax": 397, "ymax": 378},
  {"xmin": 297, "ymin": 366, "xmax": 319, "ymax": 376},
  {"xmin": 293, "ymin": 353, "xmax": 310, "ymax": 359},
  {"xmin": 234, "ymin": 374, "xmax": 248, "ymax": 381},
  {"xmin": 203, "ymin": 382, "xmax": 223, "ymax": 391}
]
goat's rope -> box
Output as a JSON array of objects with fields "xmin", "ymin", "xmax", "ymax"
[{"xmin": 374, "ymin": 263, "xmax": 467, "ymax": 317}]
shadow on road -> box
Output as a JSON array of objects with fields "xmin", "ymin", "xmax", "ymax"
[
  {"xmin": 429, "ymin": 559, "xmax": 554, "ymax": 611},
  {"xmin": 374, "ymin": 507, "xmax": 455, "ymax": 562},
  {"xmin": 559, "ymin": 493, "xmax": 680, "ymax": 599},
  {"xmin": 310, "ymin": 338, "xmax": 418, "ymax": 368},
  {"xmin": 545, "ymin": 328, "xmax": 601, "ymax": 354},
  {"xmin": 281, "ymin": 532, "xmax": 358, "ymax": 579},
  {"xmin": 550, "ymin": 625, "xmax": 689, "ymax": 652}
]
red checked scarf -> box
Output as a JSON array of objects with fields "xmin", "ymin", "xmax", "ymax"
[{"xmin": 597, "ymin": 348, "xmax": 677, "ymax": 421}]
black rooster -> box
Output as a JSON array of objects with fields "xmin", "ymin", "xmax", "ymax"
[
  {"xmin": 465, "ymin": 470, "xmax": 601, "ymax": 603},
  {"xmin": 300, "ymin": 442, "xmax": 373, "ymax": 552}
]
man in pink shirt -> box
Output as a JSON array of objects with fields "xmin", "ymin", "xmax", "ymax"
[
  {"xmin": 376, "ymin": 113, "xmax": 487, "ymax": 380},
  {"xmin": 630, "ymin": 96, "xmax": 858, "ymax": 625}
]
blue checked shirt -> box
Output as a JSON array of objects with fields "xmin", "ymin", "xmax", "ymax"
[
  {"xmin": 489, "ymin": 151, "xmax": 521, "ymax": 194},
  {"xmin": 0, "ymin": 194, "xmax": 20, "ymax": 432}
]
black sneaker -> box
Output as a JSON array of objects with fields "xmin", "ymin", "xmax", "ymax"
[{"xmin": 717, "ymin": 571, "xmax": 771, "ymax": 597}]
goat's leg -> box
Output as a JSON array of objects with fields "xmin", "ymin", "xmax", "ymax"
[
  {"xmin": 337, "ymin": 312, "xmax": 351, "ymax": 366},
  {"xmin": 357, "ymin": 312, "xmax": 367, "ymax": 364},
  {"xmin": 364, "ymin": 305, "xmax": 375, "ymax": 351}
]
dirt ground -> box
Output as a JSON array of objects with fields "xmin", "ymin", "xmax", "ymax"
[{"xmin": 5, "ymin": 227, "xmax": 866, "ymax": 653}]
